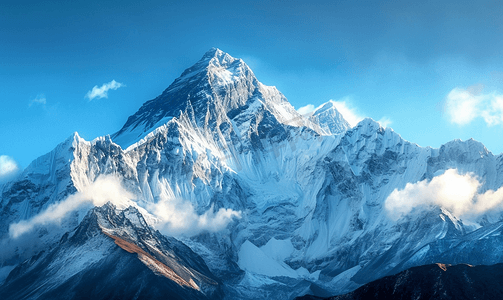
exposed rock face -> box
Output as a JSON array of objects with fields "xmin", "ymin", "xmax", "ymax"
[{"xmin": 0, "ymin": 203, "xmax": 223, "ymax": 300}]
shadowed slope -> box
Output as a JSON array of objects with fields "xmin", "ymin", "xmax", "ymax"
[{"xmin": 297, "ymin": 263, "xmax": 503, "ymax": 300}]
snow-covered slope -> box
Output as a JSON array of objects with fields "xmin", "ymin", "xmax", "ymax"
[
  {"xmin": 0, "ymin": 203, "xmax": 222, "ymax": 300},
  {"xmin": 1, "ymin": 49, "xmax": 503, "ymax": 300},
  {"xmin": 308, "ymin": 101, "xmax": 350, "ymax": 135},
  {"xmin": 111, "ymin": 47, "xmax": 305, "ymax": 151}
]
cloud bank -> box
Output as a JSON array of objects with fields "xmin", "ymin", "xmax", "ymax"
[
  {"xmin": 9, "ymin": 175, "xmax": 241, "ymax": 239},
  {"xmin": 445, "ymin": 85, "xmax": 503, "ymax": 126},
  {"xmin": 9, "ymin": 176, "xmax": 133, "ymax": 238},
  {"xmin": 86, "ymin": 80, "xmax": 124, "ymax": 100},
  {"xmin": 147, "ymin": 197, "xmax": 241, "ymax": 236},
  {"xmin": 385, "ymin": 169, "xmax": 503, "ymax": 220}
]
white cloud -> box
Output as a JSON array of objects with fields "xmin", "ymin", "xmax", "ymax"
[
  {"xmin": 481, "ymin": 95, "xmax": 503, "ymax": 126},
  {"xmin": 445, "ymin": 85, "xmax": 503, "ymax": 126},
  {"xmin": 297, "ymin": 98, "xmax": 390, "ymax": 129},
  {"xmin": 385, "ymin": 169, "xmax": 503, "ymax": 221},
  {"xmin": 9, "ymin": 175, "xmax": 241, "ymax": 238},
  {"xmin": 9, "ymin": 176, "xmax": 133, "ymax": 238},
  {"xmin": 29, "ymin": 94, "xmax": 46, "ymax": 107},
  {"xmin": 86, "ymin": 80, "xmax": 124, "ymax": 100},
  {"xmin": 0, "ymin": 155, "xmax": 19, "ymax": 179},
  {"xmin": 330, "ymin": 99, "xmax": 364, "ymax": 127},
  {"xmin": 147, "ymin": 196, "xmax": 241, "ymax": 236},
  {"xmin": 297, "ymin": 104, "xmax": 315, "ymax": 115},
  {"xmin": 378, "ymin": 117, "xmax": 392, "ymax": 128}
]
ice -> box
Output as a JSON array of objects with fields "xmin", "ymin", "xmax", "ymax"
[
  {"xmin": 238, "ymin": 239, "xmax": 320, "ymax": 280},
  {"xmin": 238, "ymin": 240, "xmax": 298, "ymax": 278}
]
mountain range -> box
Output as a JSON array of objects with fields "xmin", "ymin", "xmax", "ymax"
[{"xmin": 1, "ymin": 48, "xmax": 503, "ymax": 299}]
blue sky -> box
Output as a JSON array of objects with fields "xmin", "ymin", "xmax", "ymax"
[{"xmin": 1, "ymin": 0, "xmax": 502, "ymax": 172}]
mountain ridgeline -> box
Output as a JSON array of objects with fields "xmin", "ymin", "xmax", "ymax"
[
  {"xmin": 296, "ymin": 263, "xmax": 503, "ymax": 300},
  {"xmin": 1, "ymin": 48, "xmax": 503, "ymax": 299}
]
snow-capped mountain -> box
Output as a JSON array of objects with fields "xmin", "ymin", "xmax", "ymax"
[
  {"xmin": 308, "ymin": 101, "xmax": 350, "ymax": 135},
  {"xmin": 1, "ymin": 48, "xmax": 503, "ymax": 299},
  {"xmin": 0, "ymin": 203, "xmax": 222, "ymax": 300},
  {"xmin": 111, "ymin": 47, "xmax": 306, "ymax": 151}
]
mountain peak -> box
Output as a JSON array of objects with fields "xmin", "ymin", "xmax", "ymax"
[
  {"xmin": 201, "ymin": 47, "xmax": 228, "ymax": 62},
  {"xmin": 179, "ymin": 47, "xmax": 242, "ymax": 80},
  {"xmin": 308, "ymin": 100, "xmax": 350, "ymax": 135},
  {"xmin": 313, "ymin": 100, "xmax": 337, "ymax": 114},
  {"xmin": 357, "ymin": 117, "xmax": 380, "ymax": 128},
  {"xmin": 112, "ymin": 48, "xmax": 301, "ymax": 149},
  {"xmin": 203, "ymin": 47, "xmax": 220, "ymax": 56}
]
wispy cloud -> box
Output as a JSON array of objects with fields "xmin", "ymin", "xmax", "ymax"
[
  {"xmin": 147, "ymin": 196, "xmax": 241, "ymax": 237},
  {"xmin": 9, "ymin": 175, "xmax": 241, "ymax": 238},
  {"xmin": 0, "ymin": 155, "xmax": 19, "ymax": 181},
  {"xmin": 297, "ymin": 104, "xmax": 315, "ymax": 115},
  {"xmin": 445, "ymin": 85, "xmax": 503, "ymax": 126},
  {"xmin": 330, "ymin": 98, "xmax": 364, "ymax": 127},
  {"xmin": 29, "ymin": 94, "xmax": 46, "ymax": 107},
  {"xmin": 85, "ymin": 80, "xmax": 124, "ymax": 101},
  {"xmin": 297, "ymin": 98, "xmax": 379, "ymax": 128},
  {"xmin": 385, "ymin": 169, "xmax": 503, "ymax": 221},
  {"xmin": 378, "ymin": 117, "xmax": 392, "ymax": 128},
  {"xmin": 9, "ymin": 176, "xmax": 133, "ymax": 238}
]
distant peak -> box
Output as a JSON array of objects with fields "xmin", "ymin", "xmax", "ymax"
[
  {"xmin": 356, "ymin": 117, "xmax": 381, "ymax": 130},
  {"xmin": 442, "ymin": 137, "xmax": 490, "ymax": 154},
  {"xmin": 312, "ymin": 100, "xmax": 338, "ymax": 115},
  {"xmin": 308, "ymin": 100, "xmax": 350, "ymax": 135}
]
